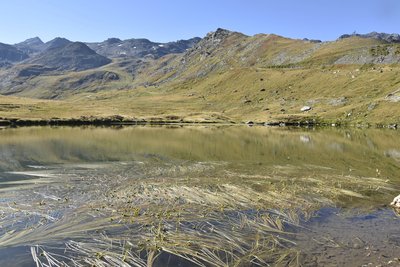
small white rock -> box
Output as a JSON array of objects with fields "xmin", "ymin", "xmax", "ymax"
[
  {"xmin": 300, "ymin": 106, "xmax": 312, "ymax": 112},
  {"xmin": 391, "ymin": 194, "xmax": 400, "ymax": 208}
]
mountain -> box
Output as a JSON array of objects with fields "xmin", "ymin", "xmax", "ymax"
[
  {"xmin": 43, "ymin": 37, "xmax": 72, "ymax": 50},
  {"xmin": 0, "ymin": 41, "xmax": 112, "ymax": 96},
  {"xmin": 14, "ymin": 37, "xmax": 45, "ymax": 55},
  {"xmin": 27, "ymin": 41, "xmax": 111, "ymax": 71},
  {"xmin": 0, "ymin": 43, "xmax": 28, "ymax": 63},
  {"xmin": 0, "ymin": 35, "xmax": 201, "ymax": 98},
  {"xmin": 86, "ymin": 37, "xmax": 201, "ymax": 59},
  {"xmin": 0, "ymin": 29, "xmax": 400, "ymax": 124},
  {"xmin": 339, "ymin": 32, "xmax": 400, "ymax": 43},
  {"xmin": 138, "ymin": 28, "xmax": 400, "ymax": 85}
]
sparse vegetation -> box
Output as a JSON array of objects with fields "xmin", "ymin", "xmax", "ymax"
[
  {"xmin": 0, "ymin": 32, "xmax": 399, "ymax": 126},
  {"xmin": 395, "ymin": 46, "xmax": 400, "ymax": 55},
  {"xmin": 369, "ymin": 45, "xmax": 390, "ymax": 57},
  {"xmin": 0, "ymin": 164, "xmax": 389, "ymax": 266},
  {"xmin": 1, "ymin": 126, "xmax": 398, "ymax": 266}
]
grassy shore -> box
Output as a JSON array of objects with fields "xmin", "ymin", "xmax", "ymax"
[{"xmin": 1, "ymin": 63, "xmax": 400, "ymax": 127}]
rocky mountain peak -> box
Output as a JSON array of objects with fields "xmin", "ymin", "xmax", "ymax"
[
  {"xmin": 339, "ymin": 32, "xmax": 400, "ymax": 43},
  {"xmin": 184, "ymin": 28, "xmax": 241, "ymax": 59},
  {"xmin": 105, "ymin": 38, "xmax": 122, "ymax": 45},
  {"xmin": 204, "ymin": 28, "xmax": 234, "ymax": 44},
  {"xmin": 14, "ymin": 37, "xmax": 45, "ymax": 55},
  {"xmin": 44, "ymin": 37, "xmax": 72, "ymax": 50},
  {"xmin": 86, "ymin": 36, "xmax": 200, "ymax": 59},
  {"xmin": 28, "ymin": 41, "xmax": 111, "ymax": 71},
  {"xmin": 17, "ymin": 37, "xmax": 44, "ymax": 46},
  {"xmin": 0, "ymin": 42, "xmax": 29, "ymax": 63},
  {"xmin": 64, "ymin": 42, "xmax": 97, "ymax": 54}
]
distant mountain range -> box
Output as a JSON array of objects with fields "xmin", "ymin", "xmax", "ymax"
[
  {"xmin": 339, "ymin": 32, "xmax": 400, "ymax": 43},
  {"xmin": 0, "ymin": 29, "xmax": 400, "ymax": 124},
  {"xmin": 0, "ymin": 29, "xmax": 399, "ymax": 103},
  {"xmin": 86, "ymin": 37, "xmax": 201, "ymax": 59},
  {"xmin": 0, "ymin": 42, "xmax": 29, "ymax": 64},
  {"xmin": 0, "ymin": 35, "xmax": 201, "ymax": 69},
  {"xmin": 1, "ymin": 31, "xmax": 399, "ymax": 70}
]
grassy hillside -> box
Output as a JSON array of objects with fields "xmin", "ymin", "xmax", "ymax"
[{"xmin": 1, "ymin": 30, "xmax": 400, "ymax": 125}]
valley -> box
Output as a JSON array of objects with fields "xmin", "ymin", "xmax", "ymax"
[{"xmin": 0, "ymin": 29, "xmax": 400, "ymax": 125}]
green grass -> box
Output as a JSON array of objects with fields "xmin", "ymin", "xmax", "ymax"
[
  {"xmin": 1, "ymin": 64, "xmax": 400, "ymax": 125},
  {"xmin": 0, "ymin": 35, "xmax": 400, "ymax": 125}
]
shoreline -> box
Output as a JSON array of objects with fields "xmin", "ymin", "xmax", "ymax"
[{"xmin": 0, "ymin": 117, "xmax": 397, "ymax": 129}]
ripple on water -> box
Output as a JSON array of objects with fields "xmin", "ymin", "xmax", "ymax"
[{"xmin": 296, "ymin": 207, "xmax": 400, "ymax": 266}]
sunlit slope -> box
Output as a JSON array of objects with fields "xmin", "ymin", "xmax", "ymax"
[{"xmin": 1, "ymin": 29, "xmax": 400, "ymax": 124}]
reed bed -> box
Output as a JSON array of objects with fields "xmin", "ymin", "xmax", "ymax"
[{"xmin": 0, "ymin": 160, "xmax": 396, "ymax": 266}]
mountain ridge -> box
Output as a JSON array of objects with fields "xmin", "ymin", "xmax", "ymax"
[
  {"xmin": 27, "ymin": 41, "xmax": 112, "ymax": 71},
  {"xmin": 0, "ymin": 28, "xmax": 400, "ymax": 125},
  {"xmin": 339, "ymin": 31, "xmax": 400, "ymax": 43},
  {"xmin": 0, "ymin": 42, "xmax": 29, "ymax": 63}
]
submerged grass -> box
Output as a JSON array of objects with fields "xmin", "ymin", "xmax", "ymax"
[{"xmin": 0, "ymin": 155, "xmax": 396, "ymax": 266}]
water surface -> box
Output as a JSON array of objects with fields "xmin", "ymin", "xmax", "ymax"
[{"xmin": 0, "ymin": 126, "xmax": 399, "ymax": 266}]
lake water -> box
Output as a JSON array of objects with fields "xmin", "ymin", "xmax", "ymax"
[{"xmin": 0, "ymin": 126, "xmax": 399, "ymax": 266}]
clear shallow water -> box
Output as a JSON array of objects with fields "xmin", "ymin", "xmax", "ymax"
[{"xmin": 0, "ymin": 125, "xmax": 399, "ymax": 266}]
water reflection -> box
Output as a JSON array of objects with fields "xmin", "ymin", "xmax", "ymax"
[
  {"xmin": 0, "ymin": 125, "xmax": 399, "ymax": 266},
  {"xmin": 1, "ymin": 126, "xmax": 399, "ymax": 178}
]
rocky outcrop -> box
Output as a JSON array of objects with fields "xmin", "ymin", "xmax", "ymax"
[
  {"xmin": 58, "ymin": 71, "xmax": 119, "ymax": 90},
  {"xmin": 17, "ymin": 65, "xmax": 56, "ymax": 77},
  {"xmin": 0, "ymin": 43, "xmax": 29, "ymax": 63},
  {"xmin": 185, "ymin": 28, "xmax": 243, "ymax": 57},
  {"xmin": 385, "ymin": 89, "xmax": 400, "ymax": 102},
  {"xmin": 14, "ymin": 37, "xmax": 45, "ymax": 55},
  {"xmin": 43, "ymin": 37, "xmax": 72, "ymax": 50},
  {"xmin": 339, "ymin": 32, "xmax": 400, "ymax": 43},
  {"xmin": 391, "ymin": 194, "xmax": 400, "ymax": 210}
]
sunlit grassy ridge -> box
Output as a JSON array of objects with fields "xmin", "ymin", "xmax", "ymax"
[{"xmin": 1, "ymin": 32, "xmax": 400, "ymax": 124}]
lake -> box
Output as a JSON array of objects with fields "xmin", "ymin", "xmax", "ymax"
[{"xmin": 0, "ymin": 125, "xmax": 399, "ymax": 266}]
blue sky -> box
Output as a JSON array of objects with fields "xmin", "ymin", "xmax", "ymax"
[{"xmin": 1, "ymin": 0, "xmax": 399, "ymax": 44}]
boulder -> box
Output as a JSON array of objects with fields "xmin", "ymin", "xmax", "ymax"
[
  {"xmin": 391, "ymin": 194, "xmax": 400, "ymax": 209},
  {"xmin": 300, "ymin": 106, "xmax": 312, "ymax": 112}
]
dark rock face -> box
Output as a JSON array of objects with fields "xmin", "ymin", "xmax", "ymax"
[
  {"xmin": 86, "ymin": 37, "xmax": 201, "ymax": 59},
  {"xmin": 339, "ymin": 32, "xmax": 400, "ymax": 43},
  {"xmin": 18, "ymin": 70, "xmax": 122, "ymax": 98},
  {"xmin": 17, "ymin": 65, "xmax": 56, "ymax": 77},
  {"xmin": 105, "ymin": 38, "xmax": 122, "ymax": 45},
  {"xmin": 60, "ymin": 71, "xmax": 119, "ymax": 89},
  {"xmin": 29, "ymin": 42, "xmax": 111, "ymax": 71},
  {"xmin": 43, "ymin": 37, "xmax": 72, "ymax": 50},
  {"xmin": 185, "ymin": 28, "xmax": 243, "ymax": 56},
  {"xmin": 0, "ymin": 43, "xmax": 29, "ymax": 63},
  {"xmin": 204, "ymin": 28, "xmax": 235, "ymax": 43},
  {"xmin": 0, "ymin": 62, "xmax": 12, "ymax": 69},
  {"xmin": 178, "ymin": 28, "xmax": 245, "ymax": 72},
  {"xmin": 303, "ymin": 38, "xmax": 322, "ymax": 43},
  {"xmin": 14, "ymin": 37, "xmax": 45, "ymax": 55}
]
